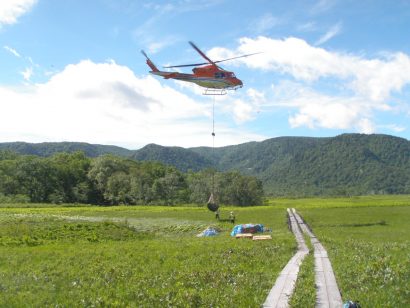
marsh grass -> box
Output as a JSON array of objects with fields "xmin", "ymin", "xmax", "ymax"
[
  {"xmin": 299, "ymin": 205, "xmax": 410, "ymax": 307},
  {"xmin": 1, "ymin": 196, "xmax": 409, "ymax": 306},
  {"xmin": 0, "ymin": 205, "xmax": 294, "ymax": 307},
  {"xmin": 267, "ymin": 194, "xmax": 410, "ymax": 209}
]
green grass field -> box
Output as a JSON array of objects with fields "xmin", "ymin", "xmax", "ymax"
[
  {"xmin": 0, "ymin": 206, "xmax": 294, "ymax": 307},
  {"xmin": 0, "ymin": 195, "xmax": 409, "ymax": 307},
  {"xmin": 298, "ymin": 205, "xmax": 410, "ymax": 307}
]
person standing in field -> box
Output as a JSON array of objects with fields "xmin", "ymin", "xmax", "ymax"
[{"xmin": 229, "ymin": 211, "xmax": 235, "ymax": 224}]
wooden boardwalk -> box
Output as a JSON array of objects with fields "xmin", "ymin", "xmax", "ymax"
[
  {"xmin": 263, "ymin": 209, "xmax": 343, "ymax": 308},
  {"xmin": 292, "ymin": 209, "xmax": 343, "ymax": 308},
  {"xmin": 262, "ymin": 209, "xmax": 309, "ymax": 308}
]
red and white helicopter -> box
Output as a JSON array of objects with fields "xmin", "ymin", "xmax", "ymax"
[{"xmin": 142, "ymin": 41, "xmax": 258, "ymax": 93}]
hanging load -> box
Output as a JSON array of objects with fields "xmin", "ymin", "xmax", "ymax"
[{"xmin": 207, "ymin": 193, "xmax": 219, "ymax": 212}]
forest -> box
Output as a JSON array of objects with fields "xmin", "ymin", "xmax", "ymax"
[
  {"xmin": 0, "ymin": 151, "xmax": 263, "ymax": 206},
  {"xmin": 1, "ymin": 134, "xmax": 410, "ymax": 197}
]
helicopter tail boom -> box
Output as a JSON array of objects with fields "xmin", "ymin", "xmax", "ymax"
[{"xmin": 141, "ymin": 50, "xmax": 159, "ymax": 72}]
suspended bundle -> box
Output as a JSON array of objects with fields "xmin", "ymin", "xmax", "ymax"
[
  {"xmin": 205, "ymin": 93, "xmax": 222, "ymax": 213},
  {"xmin": 207, "ymin": 193, "xmax": 219, "ymax": 212}
]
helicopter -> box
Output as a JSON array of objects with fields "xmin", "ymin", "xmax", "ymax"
[{"xmin": 141, "ymin": 41, "xmax": 259, "ymax": 92}]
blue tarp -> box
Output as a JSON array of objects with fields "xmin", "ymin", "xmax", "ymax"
[
  {"xmin": 230, "ymin": 224, "xmax": 264, "ymax": 236},
  {"xmin": 197, "ymin": 227, "xmax": 219, "ymax": 237}
]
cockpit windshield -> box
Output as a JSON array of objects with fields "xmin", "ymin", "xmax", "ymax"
[{"xmin": 215, "ymin": 72, "xmax": 236, "ymax": 78}]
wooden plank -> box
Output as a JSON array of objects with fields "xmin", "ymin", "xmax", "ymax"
[
  {"xmin": 253, "ymin": 235, "xmax": 272, "ymax": 240},
  {"xmin": 292, "ymin": 209, "xmax": 343, "ymax": 308},
  {"xmin": 235, "ymin": 233, "xmax": 253, "ymax": 239},
  {"xmin": 262, "ymin": 209, "xmax": 309, "ymax": 308}
]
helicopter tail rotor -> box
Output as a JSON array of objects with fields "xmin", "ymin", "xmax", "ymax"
[{"xmin": 141, "ymin": 50, "xmax": 159, "ymax": 72}]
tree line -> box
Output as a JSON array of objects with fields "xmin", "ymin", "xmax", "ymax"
[{"xmin": 0, "ymin": 151, "xmax": 263, "ymax": 206}]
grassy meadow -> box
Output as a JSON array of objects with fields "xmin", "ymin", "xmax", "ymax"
[
  {"xmin": 0, "ymin": 205, "xmax": 294, "ymax": 307},
  {"xmin": 0, "ymin": 195, "xmax": 409, "ymax": 307},
  {"xmin": 298, "ymin": 205, "xmax": 410, "ymax": 307}
]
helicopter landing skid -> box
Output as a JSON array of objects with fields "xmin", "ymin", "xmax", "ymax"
[{"xmin": 203, "ymin": 88, "xmax": 227, "ymax": 96}]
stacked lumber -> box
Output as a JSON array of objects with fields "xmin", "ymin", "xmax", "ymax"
[
  {"xmin": 252, "ymin": 235, "xmax": 272, "ymax": 240},
  {"xmin": 235, "ymin": 233, "xmax": 254, "ymax": 239},
  {"xmin": 235, "ymin": 234, "xmax": 272, "ymax": 240}
]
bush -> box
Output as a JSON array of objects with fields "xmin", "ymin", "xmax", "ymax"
[{"xmin": 0, "ymin": 193, "xmax": 30, "ymax": 204}]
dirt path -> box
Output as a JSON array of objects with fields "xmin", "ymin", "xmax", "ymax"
[
  {"xmin": 292, "ymin": 209, "xmax": 343, "ymax": 308},
  {"xmin": 262, "ymin": 208, "xmax": 309, "ymax": 308}
]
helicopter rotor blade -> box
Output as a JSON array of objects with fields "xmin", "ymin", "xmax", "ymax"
[
  {"xmin": 163, "ymin": 62, "xmax": 209, "ymax": 68},
  {"xmin": 189, "ymin": 41, "xmax": 216, "ymax": 65},
  {"xmin": 162, "ymin": 42, "xmax": 262, "ymax": 69},
  {"xmin": 141, "ymin": 50, "xmax": 149, "ymax": 59},
  {"xmin": 163, "ymin": 52, "xmax": 262, "ymax": 68},
  {"xmin": 213, "ymin": 52, "xmax": 263, "ymax": 64},
  {"xmin": 162, "ymin": 41, "xmax": 214, "ymax": 68}
]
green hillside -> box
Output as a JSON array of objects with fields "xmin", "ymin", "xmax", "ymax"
[
  {"xmin": 0, "ymin": 141, "xmax": 133, "ymax": 157},
  {"xmin": 1, "ymin": 133, "xmax": 409, "ymax": 196},
  {"xmin": 257, "ymin": 134, "xmax": 410, "ymax": 196},
  {"xmin": 195, "ymin": 134, "xmax": 410, "ymax": 196},
  {"xmin": 135, "ymin": 134, "xmax": 410, "ymax": 196},
  {"xmin": 131, "ymin": 144, "xmax": 212, "ymax": 172}
]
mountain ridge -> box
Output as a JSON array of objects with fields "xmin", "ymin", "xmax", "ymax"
[{"xmin": 1, "ymin": 133, "xmax": 409, "ymax": 196}]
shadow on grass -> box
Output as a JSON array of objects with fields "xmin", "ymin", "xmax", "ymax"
[
  {"xmin": 217, "ymin": 218, "xmax": 235, "ymax": 223},
  {"xmin": 323, "ymin": 220, "xmax": 387, "ymax": 228}
]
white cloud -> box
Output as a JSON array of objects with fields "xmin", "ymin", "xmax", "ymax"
[
  {"xmin": 0, "ymin": 0, "xmax": 37, "ymax": 26},
  {"xmin": 251, "ymin": 13, "xmax": 281, "ymax": 33},
  {"xmin": 208, "ymin": 36, "xmax": 410, "ymax": 134},
  {"xmin": 4, "ymin": 45, "xmax": 21, "ymax": 57},
  {"xmin": 356, "ymin": 118, "xmax": 375, "ymax": 134},
  {"xmin": 351, "ymin": 53, "xmax": 410, "ymax": 102},
  {"xmin": 253, "ymin": 80, "xmax": 393, "ymax": 134},
  {"xmin": 133, "ymin": 0, "xmax": 222, "ymax": 53},
  {"xmin": 147, "ymin": 0, "xmax": 223, "ymax": 14},
  {"xmin": 146, "ymin": 35, "xmax": 181, "ymax": 54},
  {"xmin": 311, "ymin": 0, "xmax": 337, "ymax": 14},
  {"xmin": 230, "ymin": 99, "xmax": 255, "ymax": 123},
  {"xmin": 286, "ymin": 89, "xmax": 377, "ymax": 132},
  {"xmin": 209, "ymin": 36, "xmax": 354, "ymax": 81},
  {"xmin": 246, "ymin": 88, "xmax": 265, "ymax": 104},
  {"xmin": 380, "ymin": 124, "xmax": 406, "ymax": 133},
  {"xmin": 210, "ymin": 36, "xmax": 410, "ymax": 102},
  {"xmin": 296, "ymin": 21, "xmax": 317, "ymax": 32},
  {"xmin": 21, "ymin": 66, "xmax": 33, "ymax": 81},
  {"xmin": 0, "ymin": 60, "xmax": 265, "ymax": 148},
  {"xmin": 315, "ymin": 22, "xmax": 342, "ymax": 45},
  {"xmin": 4, "ymin": 46, "xmax": 42, "ymax": 82}
]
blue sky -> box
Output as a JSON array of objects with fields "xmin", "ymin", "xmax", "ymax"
[{"xmin": 1, "ymin": 0, "xmax": 410, "ymax": 149}]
